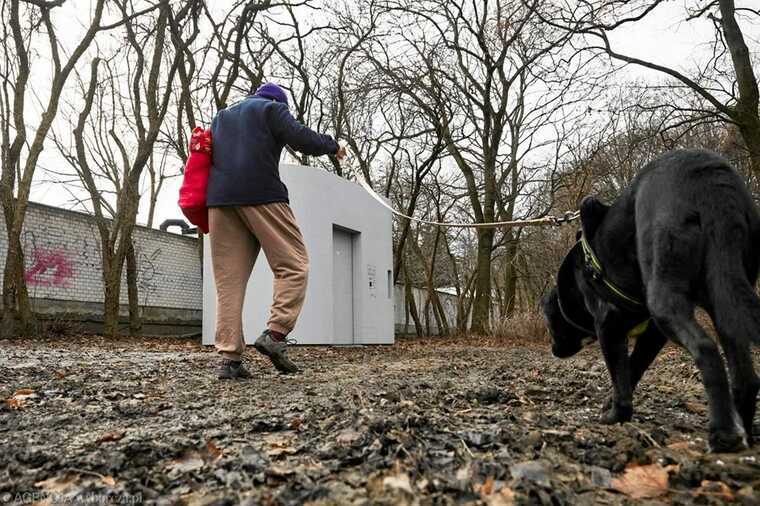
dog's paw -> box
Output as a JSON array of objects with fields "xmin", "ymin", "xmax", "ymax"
[
  {"xmin": 600, "ymin": 403, "xmax": 633, "ymax": 424},
  {"xmin": 708, "ymin": 428, "xmax": 749, "ymax": 453}
]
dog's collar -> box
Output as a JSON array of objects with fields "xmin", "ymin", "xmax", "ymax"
[
  {"xmin": 627, "ymin": 319, "xmax": 651, "ymax": 338},
  {"xmin": 579, "ymin": 234, "xmax": 647, "ymax": 312}
]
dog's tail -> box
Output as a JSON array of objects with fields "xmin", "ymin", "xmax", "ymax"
[{"xmin": 704, "ymin": 215, "xmax": 760, "ymax": 347}]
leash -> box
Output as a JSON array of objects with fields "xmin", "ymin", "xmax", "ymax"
[
  {"xmin": 346, "ymin": 159, "xmax": 655, "ymax": 338},
  {"xmin": 347, "ymin": 161, "xmax": 580, "ymax": 229}
]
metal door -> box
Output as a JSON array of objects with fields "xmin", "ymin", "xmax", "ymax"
[{"xmin": 332, "ymin": 228, "xmax": 354, "ymax": 344}]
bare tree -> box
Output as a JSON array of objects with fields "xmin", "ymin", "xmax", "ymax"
[
  {"xmin": 538, "ymin": 0, "xmax": 760, "ymax": 177},
  {"xmin": 49, "ymin": 0, "xmax": 195, "ymax": 337},
  {"xmin": 0, "ymin": 0, "xmax": 123, "ymax": 337},
  {"xmin": 363, "ymin": 0, "xmax": 590, "ymax": 333}
]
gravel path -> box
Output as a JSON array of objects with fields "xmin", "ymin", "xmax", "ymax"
[{"xmin": 1, "ymin": 335, "xmax": 759, "ymax": 505}]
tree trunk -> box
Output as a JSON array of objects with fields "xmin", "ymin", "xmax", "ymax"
[
  {"xmin": 470, "ymin": 227, "xmax": 495, "ymax": 334},
  {"xmin": 424, "ymin": 297, "xmax": 431, "ymax": 336},
  {"xmin": 126, "ymin": 241, "xmax": 142, "ymax": 336},
  {"xmin": 718, "ymin": 0, "xmax": 760, "ymax": 178},
  {"xmin": 433, "ymin": 293, "xmax": 448, "ymax": 336},
  {"xmin": 409, "ymin": 228, "xmax": 449, "ymax": 336},
  {"xmin": 458, "ymin": 272, "xmax": 477, "ymax": 333},
  {"xmin": 15, "ymin": 253, "xmax": 33, "ymax": 335},
  {"xmin": 1, "ymin": 245, "xmax": 18, "ymax": 338},
  {"xmin": 404, "ymin": 288, "xmax": 410, "ymax": 335},
  {"xmin": 1, "ymin": 231, "xmax": 35, "ymax": 337},
  {"xmin": 738, "ymin": 119, "xmax": 760, "ymax": 179},
  {"xmin": 393, "ymin": 199, "xmax": 419, "ymax": 283},
  {"xmin": 403, "ymin": 265, "xmax": 423, "ymax": 337},
  {"xmin": 102, "ymin": 260, "xmax": 122, "ymax": 338}
]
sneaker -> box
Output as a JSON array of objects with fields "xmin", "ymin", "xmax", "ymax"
[
  {"xmin": 254, "ymin": 330, "xmax": 300, "ymax": 374},
  {"xmin": 218, "ymin": 359, "xmax": 252, "ymax": 380}
]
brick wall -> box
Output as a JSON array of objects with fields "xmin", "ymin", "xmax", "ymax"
[{"xmin": 0, "ymin": 202, "xmax": 202, "ymax": 311}]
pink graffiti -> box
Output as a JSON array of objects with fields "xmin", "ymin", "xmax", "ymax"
[{"xmin": 25, "ymin": 248, "xmax": 75, "ymax": 288}]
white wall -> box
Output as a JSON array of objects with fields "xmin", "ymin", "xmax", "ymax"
[
  {"xmin": 202, "ymin": 164, "xmax": 394, "ymax": 346},
  {"xmin": 0, "ymin": 201, "xmax": 202, "ymax": 310}
]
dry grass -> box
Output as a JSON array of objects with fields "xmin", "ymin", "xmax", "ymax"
[{"xmin": 488, "ymin": 311, "xmax": 548, "ymax": 342}]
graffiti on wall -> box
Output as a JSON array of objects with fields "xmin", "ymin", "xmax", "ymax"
[
  {"xmin": 24, "ymin": 248, "xmax": 75, "ymax": 288},
  {"xmin": 19, "ymin": 221, "xmax": 169, "ymax": 305},
  {"xmin": 21, "ymin": 225, "xmax": 97, "ymax": 293},
  {"xmin": 135, "ymin": 246, "xmax": 162, "ymax": 306}
]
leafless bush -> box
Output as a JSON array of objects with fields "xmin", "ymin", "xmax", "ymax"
[{"xmin": 488, "ymin": 311, "xmax": 548, "ymax": 342}]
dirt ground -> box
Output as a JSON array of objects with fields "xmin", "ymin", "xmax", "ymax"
[{"xmin": 1, "ymin": 335, "xmax": 759, "ymax": 505}]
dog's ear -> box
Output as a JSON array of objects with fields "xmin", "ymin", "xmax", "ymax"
[
  {"xmin": 556, "ymin": 243, "xmax": 595, "ymax": 333},
  {"xmin": 580, "ymin": 196, "xmax": 609, "ymax": 239}
]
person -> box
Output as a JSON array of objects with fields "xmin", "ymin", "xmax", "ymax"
[{"xmin": 207, "ymin": 82, "xmax": 346, "ymax": 379}]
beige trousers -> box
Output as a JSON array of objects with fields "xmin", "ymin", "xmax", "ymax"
[{"xmin": 209, "ymin": 203, "xmax": 309, "ymax": 361}]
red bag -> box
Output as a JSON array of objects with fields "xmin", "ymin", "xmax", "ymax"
[{"xmin": 178, "ymin": 127, "xmax": 212, "ymax": 233}]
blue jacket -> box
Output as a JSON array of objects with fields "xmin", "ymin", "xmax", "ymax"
[{"xmin": 206, "ymin": 96, "xmax": 339, "ymax": 207}]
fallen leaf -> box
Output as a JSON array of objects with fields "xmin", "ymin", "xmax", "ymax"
[
  {"xmin": 694, "ymin": 480, "xmax": 734, "ymax": 500},
  {"xmin": 667, "ymin": 440, "xmax": 702, "ymax": 458},
  {"xmin": 168, "ymin": 452, "xmax": 205, "ymax": 473},
  {"xmin": 336, "ymin": 429, "xmax": 362, "ymax": 446},
  {"xmin": 5, "ymin": 398, "xmax": 25, "ymax": 410},
  {"xmin": 180, "ymin": 490, "xmax": 215, "ymax": 506},
  {"xmin": 289, "ymin": 416, "xmax": 303, "ymax": 430},
  {"xmin": 611, "ymin": 463, "xmax": 674, "ymax": 499},
  {"xmin": 206, "ymin": 440, "xmax": 223, "ymax": 463},
  {"xmin": 486, "ymin": 487, "xmax": 516, "ymax": 506},
  {"xmin": 35, "ymin": 473, "xmax": 79, "ymax": 494},
  {"xmin": 501, "ymin": 487, "xmax": 517, "ymax": 500},
  {"xmin": 383, "ymin": 473, "xmax": 413, "ymax": 495},
  {"xmin": 737, "ymin": 486, "xmax": 756, "ymax": 501},
  {"xmin": 54, "ymin": 370, "xmax": 67, "ymax": 379},
  {"xmin": 684, "ymin": 401, "xmax": 706, "ymax": 415},
  {"xmin": 456, "ymin": 465, "xmax": 472, "ymax": 481},
  {"xmin": 9, "ymin": 389, "xmax": 37, "ymax": 405},
  {"xmin": 96, "ymin": 430, "xmax": 126, "ymax": 444},
  {"xmin": 267, "ymin": 464, "xmax": 295, "ymax": 478},
  {"xmin": 267, "ymin": 446, "xmax": 298, "ymax": 458},
  {"xmin": 478, "ymin": 476, "xmax": 495, "ymax": 496},
  {"xmin": 101, "ymin": 475, "xmax": 116, "ymax": 487}
]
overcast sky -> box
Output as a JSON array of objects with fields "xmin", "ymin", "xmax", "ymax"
[{"xmin": 21, "ymin": 0, "xmax": 760, "ymax": 232}]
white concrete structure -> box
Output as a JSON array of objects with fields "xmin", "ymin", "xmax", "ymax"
[{"xmin": 202, "ymin": 164, "xmax": 394, "ymax": 345}]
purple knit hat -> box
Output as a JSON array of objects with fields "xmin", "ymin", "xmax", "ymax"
[{"xmin": 254, "ymin": 83, "xmax": 289, "ymax": 106}]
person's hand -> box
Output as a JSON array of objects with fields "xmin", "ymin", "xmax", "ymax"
[{"xmin": 335, "ymin": 145, "xmax": 347, "ymax": 162}]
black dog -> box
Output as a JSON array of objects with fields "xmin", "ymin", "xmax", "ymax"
[{"xmin": 543, "ymin": 149, "xmax": 760, "ymax": 453}]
